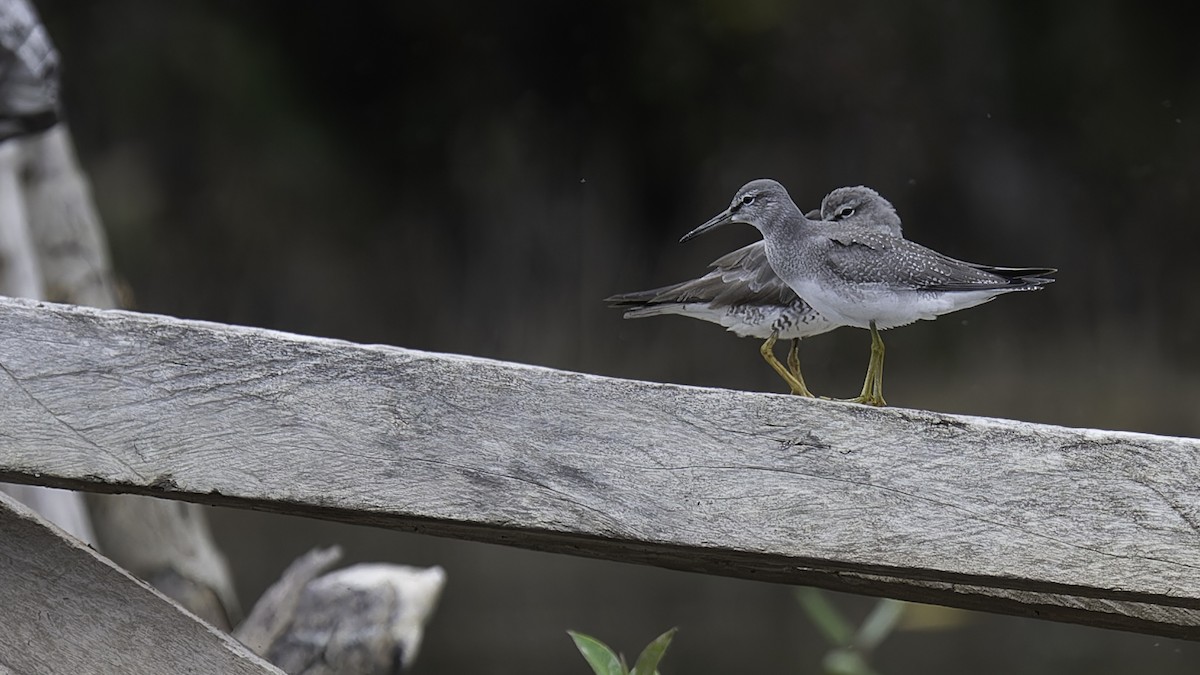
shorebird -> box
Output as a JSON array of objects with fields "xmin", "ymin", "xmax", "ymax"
[
  {"xmin": 607, "ymin": 187, "xmax": 902, "ymax": 397},
  {"xmin": 680, "ymin": 179, "xmax": 1055, "ymax": 406}
]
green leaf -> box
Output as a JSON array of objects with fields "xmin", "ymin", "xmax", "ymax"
[
  {"xmin": 795, "ymin": 587, "xmax": 854, "ymax": 646},
  {"xmin": 853, "ymin": 599, "xmax": 907, "ymax": 652},
  {"xmin": 630, "ymin": 627, "xmax": 678, "ymax": 675},
  {"xmin": 568, "ymin": 630, "xmax": 627, "ymax": 675}
]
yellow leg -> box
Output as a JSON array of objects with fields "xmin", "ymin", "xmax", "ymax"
[
  {"xmin": 786, "ymin": 338, "xmax": 802, "ymax": 380},
  {"xmin": 853, "ymin": 344, "xmax": 877, "ymax": 403},
  {"xmin": 786, "ymin": 338, "xmax": 816, "ymax": 398},
  {"xmin": 868, "ymin": 321, "xmax": 886, "ymax": 406},
  {"xmin": 842, "ymin": 321, "xmax": 887, "ymax": 406},
  {"xmin": 761, "ymin": 333, "xmax": 815, "ymax": 397}
]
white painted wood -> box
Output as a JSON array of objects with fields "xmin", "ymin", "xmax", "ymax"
[
  {"xmin": 0, "ymin": 490, "xmax": 281, "ymax": 674},
  {"xmin": 1, "ymin": 296, "xmax": 1199, "ymax": 637}
]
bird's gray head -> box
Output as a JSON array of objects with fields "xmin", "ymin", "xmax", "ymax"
[
  {"xmin": 680, "ymin": 179, "xmax": 803, "ymax": 243},
  {"xmin": 819, "ymin": 186, "xmax": 903, "ymax": 237}
]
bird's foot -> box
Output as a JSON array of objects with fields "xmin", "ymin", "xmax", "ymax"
[
  {"xmin": 763, "ymin": 333, "xmax": 817, "ymax": 398},
  {"xmin": 788, "ymin": 383, "xmax": 817, "ymax": 398},
  {"xmin": 839, "ymin": 394, "xmax": 887, "ymax": 407}
]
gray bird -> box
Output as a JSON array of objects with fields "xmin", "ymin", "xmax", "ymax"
[
  {"xmin": 607, "ymin": 187, "xmax": 902, "ymax": 397},
  {"xmin": 680, "ymin": 179, "xmax": 1054, "ymax": 406}
]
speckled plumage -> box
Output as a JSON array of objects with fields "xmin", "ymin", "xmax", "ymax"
[{"xmin": 605, "ymin": 240, "xmax": 830, "ymax": 340}]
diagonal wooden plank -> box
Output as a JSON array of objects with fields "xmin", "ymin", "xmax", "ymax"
[
  {"xmin": 1, "ymin": 296, "xmax": 1199, "ymax": 638},
  {"xmin": 0, "ymin": 490, "xmax": 280, "ymax": 674}
]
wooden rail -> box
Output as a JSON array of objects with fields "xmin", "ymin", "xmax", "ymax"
[
  {"xmin": 3, "ymin": 296, "xmax": 1200, "ymax": 639},
  {"xmin": 0, "ymin": 492, "xmax": 279, "ymax": 674}
]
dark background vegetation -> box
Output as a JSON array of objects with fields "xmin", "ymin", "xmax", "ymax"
[{"xmin": 37, "ymin": 1, "xmax": 1199, "ymax": 672}]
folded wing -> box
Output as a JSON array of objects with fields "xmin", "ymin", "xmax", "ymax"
[
  {"xmin": 605, "ymin": 241, "xmax": 799, "ymax": 311},
  {"xmin": 824, "ymin": 230, "xmax": 1056, "ymax": 293}
]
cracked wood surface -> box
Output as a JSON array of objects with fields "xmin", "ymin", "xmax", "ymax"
[
  {"xmin": 2, "ymin": 296, "xmax": 1200, "ymax": 638},
  {"xmin": 0, "ymin": 491, "xmax": 280, "ymax": 674}
]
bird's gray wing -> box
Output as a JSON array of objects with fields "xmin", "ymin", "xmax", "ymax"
[
  {"xmin": 824, "ymin": 230, "xmax": 1050, "ymax": 292},
  {"xmin": 606, "ymin": 242, "xmax": 799, "ymax": 309},
  {"xmin": 696, "ymin": 241, "xmax": 800, "ymax": 308}
]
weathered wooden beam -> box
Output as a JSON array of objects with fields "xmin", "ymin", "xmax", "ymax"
[
  {"xmin": 2, "ymin": 296, "xmax": 1200, "ymax": 638},
  {"xmin": 0, "ymin": 490, "xmax": 280, "ymax": 674}
]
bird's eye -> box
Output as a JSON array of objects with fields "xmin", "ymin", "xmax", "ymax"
[
  {"xmin": 836, "ymin": 206, "xmax": 855, "ymax": 219},
  {"xmin": 741, "ymin": 194, "xmax": 755, "ymax": 206}
]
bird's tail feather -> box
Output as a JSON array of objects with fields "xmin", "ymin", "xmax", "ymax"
[
  {"xmin": 618, "ymin": 304, "xmax": 690, "ymax": 320},
  {"xmin": 604, "ymin": 281, "xmax": 694, "ymax": 309}
]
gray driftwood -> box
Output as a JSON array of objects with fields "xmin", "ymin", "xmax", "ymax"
[
  {"xmin": 2, "ymin": 296, "xmax": 1200, "ymax": 638},
  {"xmin": 263, "ymin": 562, "xmax": 445, "ymax": 674},
  {"xmin": 0, "ymin": 490, "xmax": 280, "ymax": 675},
  {"xmin": 86, "ymin": 490, "xmax": 242, "ymax": 628},
  {"xmin": 237, "ymin": 547, "xmax": 347, "ymax": 656},
  {"xmin": 236, "ymin": 547, "xmax": 447, "ymax": 674}
]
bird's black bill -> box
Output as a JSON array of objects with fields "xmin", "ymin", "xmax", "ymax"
[{"xmin": 680, "ymin": 209, "xmax": 734, "ymax": 243}]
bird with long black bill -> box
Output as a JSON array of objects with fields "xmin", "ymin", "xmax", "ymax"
[
  {"xmin": 607, "ymin": 186, "xmax": 902, "ymax": 397},
  {"xmin": 680, "ymin": 179, "xmax": 1055, "ymax": 406}
]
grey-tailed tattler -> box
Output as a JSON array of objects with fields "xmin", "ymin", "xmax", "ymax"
[
  {"xmin": 680, "ymin": 179, "xmax": 1055, "ymax": 406},
  {"xmin": 607, "ymin": 187, "xmax": 903, "ymax": 397}
]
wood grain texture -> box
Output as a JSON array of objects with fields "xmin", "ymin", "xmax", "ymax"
[
  {"xmin": 0, "ymin": 491, "xmax": 280, "ymax": 674},
  {"xmin": 2, "ymin": 296, "xmax": 1200, "ymax": 637}
]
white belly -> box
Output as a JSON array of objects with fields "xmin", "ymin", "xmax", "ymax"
[{"xmin": 787, "ymin": 281, "xmax": 1003, "ymax": 330}]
